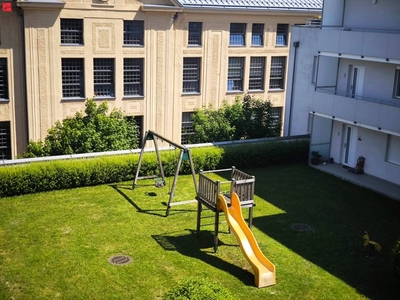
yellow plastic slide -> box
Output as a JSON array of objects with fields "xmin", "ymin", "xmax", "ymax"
[{"xmin": 218, "ymin": 193, "xmax": 276, "ymax": 288}]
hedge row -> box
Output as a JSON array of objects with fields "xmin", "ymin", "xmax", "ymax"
[{"xmin": 0, "ymin": 140, "xmax": 308, "ymax": 197}]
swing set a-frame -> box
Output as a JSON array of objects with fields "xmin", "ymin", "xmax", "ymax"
[{"xmin": 132, "ymin": 130, "xmax": 198, "ymax": 216}]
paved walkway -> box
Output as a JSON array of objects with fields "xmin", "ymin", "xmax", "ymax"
[{"xmin": 310, "ymin": 163, "xmax": 400, "ymax": 202}]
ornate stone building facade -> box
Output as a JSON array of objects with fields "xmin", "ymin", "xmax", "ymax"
[{"xmin": 0, "ymin": 0, "xmax": 321, "ymax": 158}]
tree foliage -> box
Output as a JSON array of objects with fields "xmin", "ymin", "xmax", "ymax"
[
  {"xmin": 23, "ymin": 98, "xmax": 139, "ymax": 157},
  {"xmin": 189, "ymin": 94, "xmax": 281, "ymax": 143}
]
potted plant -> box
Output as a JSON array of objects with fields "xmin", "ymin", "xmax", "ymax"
[{"xmin": 311, "ymin": 151, "xmax": 322, "ymax": 165}]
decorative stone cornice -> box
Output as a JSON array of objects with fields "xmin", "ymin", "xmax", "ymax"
[{"xmin": 17, "ymin": 0, "xmax": 66, "ymax": 10}]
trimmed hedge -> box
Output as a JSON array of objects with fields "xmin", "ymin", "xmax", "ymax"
[{"xmin": 0, "ymin": 140, "xmax": 308, "ymax": 197}]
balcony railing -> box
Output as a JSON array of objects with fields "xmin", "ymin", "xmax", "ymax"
[{"xmin": 315, "ymin": 87, "xmax": 400, "ymax": 108}]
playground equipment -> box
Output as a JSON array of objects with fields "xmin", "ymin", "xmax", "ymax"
[
  {"xmin": 132, "ymin": 130, "xmax": 198, "ymax": 216},
  {"xmin": 218, "ymin": 193, "xmax": 276, "ymax": 288},
  {"xmin": 363, "ymin": 231, "xmax": 381, "ymax": 256},
  {"xmin": 195, "ymin": 167, "xmax": 255, "ymax": 252}
]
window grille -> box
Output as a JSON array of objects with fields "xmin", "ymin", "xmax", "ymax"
[
  {"xmin": 269, "ymin": 57, "xmax": 286, "ymax": 89},
  {"xmin": 252, "ymin": 24, "xmax": 264, "ymax": 46},
  {"xmin": 230, "ymin": 23, "xmax": 246, "ymax": 46},
  {"xmin": 61, "ymin": 19, "xmax": 83, "ymax": 45},
  {"xmin": 62, "ymin": 58, "xmax": 84, "ymax": 98},
  {"xmin": 188, "ymin": 22, "xmax": 202, "ymax": 46},
  {"xmin": 249, "ymin": 57, "xmax": 265, "ymax": 90},
  {"xmin": 183, "ymin": 58, "xmax": 200, "ymax": 93},
  {"xmin": 94, "ymin": 58, "xmax": 115, "ymax": 97},
  {"xmin": 124, "ymin": 21, "xmax": 144, "ymax": 46},
  {"xmin": 181, "ymin": 112, "xmax": 195, "ymax": 144},
  {"xmin": 270, "ymin": 107, "xmax": 283, "ymax": 131},
  {"xmin": 0, "ymin": 121, "xmax": 11, "ymax": 160},
  {"xmin": 0, "ymin": 58, "xmax": 8, "ymax": 100},
  {"xmin": 227, "ymin": 57, "xmax": 244, "ymax": 91},
  {"xmin": 394, "ymin": 67, "xmax": 400, "ymax": 99},
  {"xmin": 276, "ymin": 24, "xmax": 288, "ymax": 46},
  {"xmin": 124, "ymin": 58, "xmax": 143, "ymax": 96}
]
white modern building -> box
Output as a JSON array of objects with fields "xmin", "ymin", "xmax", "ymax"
[{"xmin": 284, "ymin": 0, "xmax": 400, "ymax": 186}]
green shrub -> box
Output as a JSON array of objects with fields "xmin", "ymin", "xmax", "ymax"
[
  {"xmin": 0, "ymin": 139, "xmax": 308, "ymax": 197},
  {"xmin": 392, "ymin": 237, "xmax": 400, "ymax": 277},
  {"xmin": 163, "ymin": 278, "xmax": 237, "ymax": 300}
]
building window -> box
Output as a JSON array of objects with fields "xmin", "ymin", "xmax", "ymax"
[
  {"xmin": 134, "ymin": 116, "xmax": 144, "ymax": 148},
  {"xmin": 230, "ymin": 23, "xmax": 246, "ymax": 46},
  {"xmin": 386, "ymin": 135, "xmax": 400, "ymax": 166},
  {"xmin": 394, "ymin": 67, "xmax": 400, "ymax": 99},
  {"xmin": 270, "ymin": 107, "xmax": 283, "ymax": 134},
  {"xmin": 0, "ymin": 58, "xmax": 8, "ymax": 100},
  {"xmin": 312, "ymin": 56, "xmax": 318, "ymax": 85},
  {"xmin": 60, "ymin": 19, "xmax": 83, "ymax": 45},
  {"xmin": 183, "ymin": 58, "xmax": 201, "ymax": 93},
  {"xmin": 93, "ymin": 58, "xmax": 114, "ymax": 97},
  {"xmin": 249, "ymin": 57, "xmax": 265, "ymax": 90},
  {"xmin": 276, "ymin": 24, "xmax": 288, "ymax": 46},
  {"xmin": 188, "ymin": 22, "xmax": 202, "ymax": 46},
  {"xmin": 181, "ymin": 112, "xmax": 195, "ymax": 145},
  {"xmin": 269, "ymin": 57, "xmax": 286, "ymax": 89},
  {"xmin": 0, "ymin": 121, "xmax": 11, "ymax": 160},
  {"xmin": 227, "ymin": 57, "xmax": 244, "ymax": 91},
  {"xmin": 61, "ymin": 58, "xmax": 84, "ymax": 99},
  {"xmin": 124, "ymin": 58, "xmax": 143, "ymax": 96},
  {"xmin": 251, "ymin": 24, "xmax": 264, "ymax": 46},
  {"xmin": 124, "ymin": 20, "xmax": 144, "ymax": 46}
]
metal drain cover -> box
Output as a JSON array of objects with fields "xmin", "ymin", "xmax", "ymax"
[
  {"xmin": 108, "ymin": 255, "xmax": 133, "ymax": 266},
  {"xmin": 291, "ymin": 223, "xmax": 312, "ymax": 232}
]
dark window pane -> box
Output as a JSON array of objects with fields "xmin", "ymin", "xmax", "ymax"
[
  {"xmin": 61, "ymin": 19, "xmax": 83, "ymax": 45},
  {"xmin": 124, "ymin": 21, "xmax": 144, "ymax": 46},
  {"xmin": 183, "ymin": 58, "xmax": 200, "ymax": 93},
  {"xmin": 62, "ymin": 58, "xmax": 84, "ymax": 98},
  {"xmin": 124, "ymin": 58, "xmax": 143, "ymax": 96},
  {"xmin": 0, "ymin": 58, "xmax": 9, "ymax": 100},
  {"xmin": 94, "ymin": 58, "xmax": 115, "ymax": 97},
  {"xmin": 188, "ymin": 22, "xmax": 202, "ymax": 45}
]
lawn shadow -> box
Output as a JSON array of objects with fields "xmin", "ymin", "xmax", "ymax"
[
  {"xmin": 247, "ymin": 166, "xmax": 400, "ymax": 299},
  {"xmin": 215, "ymin": 165, "xmax": 400, "ymax": 298},
  {"xmin": 152, "ymin": 229, "xmax": 254, "ymax": 286},
  {"xmin": 110, "ymin": 184, "xmax": 196, "ymax": 217}
]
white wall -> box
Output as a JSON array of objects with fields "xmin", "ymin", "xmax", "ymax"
[
  {"xmin": 284, "ymin": 26, "xmax": 320, "ymax": 136},
  {"xmin": 343, "ymin": 0, "xmax": 400, "ymax": 31},
  {"xmin": 322, "ymin": 0, "xmax": 345, "ymax": 27}
]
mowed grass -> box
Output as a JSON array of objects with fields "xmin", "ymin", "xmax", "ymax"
[{"xmin": 1, "ymin": 163, "xmax": 400, "ymax": 299}]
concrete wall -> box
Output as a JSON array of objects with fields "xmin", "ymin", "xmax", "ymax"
[{"xmin": 343, "ymin": 0, "xmax": 400, "ymax": 31}]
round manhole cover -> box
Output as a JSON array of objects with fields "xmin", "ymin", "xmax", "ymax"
[
  {"xmin": 291, "ymin": 223, "xmax": 312, "ymax": 232},
  {"xmin": 108, "ymin": 255, "xmax": 133, "ymax": 266}
]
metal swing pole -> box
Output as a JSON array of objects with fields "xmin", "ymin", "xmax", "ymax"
[
  {"xmin": 132, "ymin": 131, "xmax": 150, "ymax": 189},
  {"xmin": 165, "ymin": 148, "xmax": 184, "ymax": 216},
  {"xmin": 153, "ymin": 136, "xmax": 166, "ymax": 185}
]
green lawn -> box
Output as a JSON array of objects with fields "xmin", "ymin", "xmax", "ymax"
[{"xmin": 1, "ymin": 163, "xmax": 399, "ymax": 299}]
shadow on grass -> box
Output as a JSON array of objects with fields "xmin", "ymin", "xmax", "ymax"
[
  {"xmin": 110, "ymin": 184, "xmax": 196, "ymax": 217},
  {"xmin": 152, "ymin": 229, "xmax": 254, "ymax": 286},
  {"xmin": 213, "ymin": 164, "xmax": 400, "ymax": 298},
  {"xmin": 248, "ymin": 165, "xmax": 400, "ymax": 299}
]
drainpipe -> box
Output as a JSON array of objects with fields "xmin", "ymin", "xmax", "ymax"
[{"xmin": 288, "ymin": 41, "xmax": 299, "ymax": 136}]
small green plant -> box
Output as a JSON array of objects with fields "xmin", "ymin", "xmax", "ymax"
[
  {"xmin": 163, "ymin": 278, "xmax": 237, "ymax": 300},
  {"xmin": 392, "ymin": 237, "xmax": 400, "ymax": 277}
]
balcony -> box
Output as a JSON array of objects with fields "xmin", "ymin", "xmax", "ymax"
[{"xmin": 312, "ymin": 88, "xmax": 400, "ymax": 133}]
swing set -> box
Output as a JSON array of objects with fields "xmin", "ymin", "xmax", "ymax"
[{"xmin": 132, "ymin": 130, "xmax": 198, "ymax": 216}]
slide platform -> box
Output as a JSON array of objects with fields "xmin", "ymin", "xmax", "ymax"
[{"xmin": 218, "ymin": 193, "xmax": 276, "ymax": 288}]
